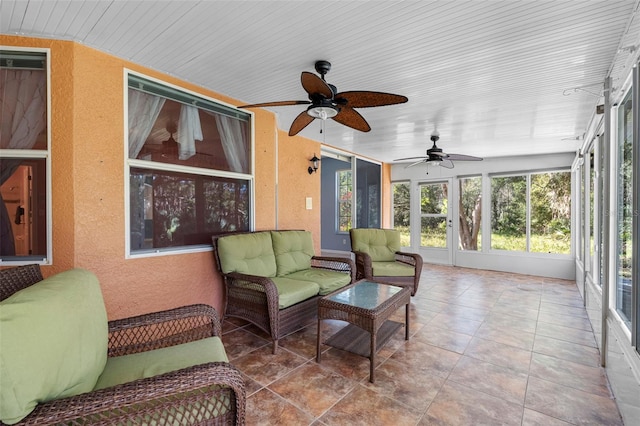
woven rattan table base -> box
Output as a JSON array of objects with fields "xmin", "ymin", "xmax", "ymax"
[{"xmin": 324, "ymin": 320, "xmax": 403, "ymax": 358}]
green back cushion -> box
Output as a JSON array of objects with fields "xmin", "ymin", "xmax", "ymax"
[
  {"xmin": 93, "ymin": 336, "xmax": 228, "ymax": 390},
  {"xmin": 0, "ymin": 269, "xmax": 108, "ymax": 425},
  {"xmin": 271, "ymin": 231, "xmax": 314, "ymax": 276},
  {"xmin": 217, "ymin": 232, "xmax": 277, "ymax": 277},
  {"xmin": 350, "ymin": 228, "xmax": 400, "ymax": 262}
]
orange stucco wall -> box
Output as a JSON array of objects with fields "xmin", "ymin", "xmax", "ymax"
[{"xmin": 1, "ymin": 35, "xmax": 387, "ymax": 319}]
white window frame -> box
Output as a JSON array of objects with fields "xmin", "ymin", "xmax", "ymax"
[
  {"xmin": 0, "ymin": 47, "xmax": 52, "ymax": 266},
  {"xmin": 124, "ymin": 70, "xmax": 255, "ymax": 258}
]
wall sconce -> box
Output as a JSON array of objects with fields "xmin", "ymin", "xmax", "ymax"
[{"xmin": 308, "ymin": 154, "xmax": 321, "ymax": 174}]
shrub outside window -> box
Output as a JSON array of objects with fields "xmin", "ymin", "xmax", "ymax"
[
  {"xmin": 0, "ymin": 50, "xmax": 50, "ymax": 264},
  {"xmin": 127, "ymin": 73, "xmax": 252, "ymax": 254}
]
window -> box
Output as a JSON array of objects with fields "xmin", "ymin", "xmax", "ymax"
[
  {"xmin": 392, "ymin": 182, "xmax": 410, "ymax": 246},
  {"xmin": 490, "ymin": 170, "xmax": 571, "ymax": 254},
  {"xmin": 420, "ymin": 182, "xmax": 448, "ymax": 248},
  {"xmin": 336, "ymin": 169, "xmax": 352, "ymax": 233},
  {"xmin": 0, "ymin": 50, "xmax": 50, "ymax": 263},
  {"xmin": 616, "ymin": 89, "xmax": 633, "ymax": 326},
  {"xmin": 127, "ymin": 74, "xmax": 252, "ymax": 254},
  {"xmin": 459, "ymin": 176, "xmax": 482, "ymax": 251}
]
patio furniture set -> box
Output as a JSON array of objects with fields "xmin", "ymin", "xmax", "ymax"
[{"xmin": 0, "ymin": 228, "xmax": 421, "ymax": 425}]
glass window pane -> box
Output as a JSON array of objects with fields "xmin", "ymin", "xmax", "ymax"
[
  {"xmin": 130, "ymin": 168, "xmax": 249, "ymax": 251},
  {"xmin": 128, "ymin": 89, "xmax": 250, "ymax": 174},
  {"xmin": 459, "ymin": 176, "xmax": 482, "ymax": 251},
  {"xmin": 421, "ymin": 217, "xmax": 447, "ymax": 248},
  {"xmin": 337, "ymin": 170, "xmax": 352, "ymax": 233},
  {"xmin": 356, "ymin": 159, "xmax": 380, "ymax": 228},
  {"xmin": 616, "ymin": 90, "xmax": 633, "ymax": 326},
  {"xmin": 392, "ymin": 182, "xmax": 411, "ymax": 246},
  {"xmin": 490, "ymin": 175, "xmax": 526, "ymax": 251},
  {"xmin": 421, "ymin": 183, "xmax": 448, "ymax": 214},
  {"xmin": 0, "ymin": 159, "xmax": 47, "ymax": 259},
  {"xmin": 530, "ymin": 171, "xmax": 571, "ymax": 254}
]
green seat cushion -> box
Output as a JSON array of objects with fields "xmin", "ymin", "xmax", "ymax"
[
  {"xmin": 93, "ymin": 337, "xmax": 228, "ymax": 390},
  {"xmin": 350, "ymin": 228, "xmax": 401, "ymax": 262},
  {"xmin": 270, "ymin": 277, "xmax": 319, "ymax": 309},
  {"xmin": 217, "ymin": 232, "xmax": 277, "ymax": 277},
  {"xmin": 0, "ymin": 269, "xmax": 108, "ymax": 425},
  {"xmin": 284, "ymin": 269, "xmax": 352, "ymax": 295},
  {"xmin": 372, "ymin": 261, "xmax": 415, "ymax": 277},
  {"xmin": 271, "ymin": 230, "xmax": 314, "ymax": 276}
]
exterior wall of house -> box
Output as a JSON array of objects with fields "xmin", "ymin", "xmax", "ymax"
[{"xmin": 1, "ymin": 35, "xmax": 330, "ymax": 320}]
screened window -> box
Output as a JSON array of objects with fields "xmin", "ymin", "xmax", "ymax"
[
  {"xmin": 459, "ymin": 176, "xmax": 482, "ymax": 251},
  {"xmin": 392, "ymin": 182, "xmax": 411, "ymax": 246},
  {"xmin": 127, "ymin": 74, "xmax": 252, "ymax": 254},
  {"xmin": 490, "ymin": 171, "xmax": 571, "ymax": 254},
  {"xmin": 616, "ymin": 89, "xmax": 633, "ymax": 326},
  {"xmin": 337, "ymin": 169, "xmax": 352, "ymax": 233},
  {"xmin": 420, "ymin": 182, "xmax": 448, "ymax": 248},
  {"xmin": 0, "ymin": 50, "xmax": 49, "ymax": 263}
]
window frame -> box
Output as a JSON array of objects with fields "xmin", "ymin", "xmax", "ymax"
[
  {"xmin": 0, "ymin": 47, "xmax": 52, "ymax": 266},
  {"xmin": 124, "ymin": 70, "xmax": 254, "ymax": 258},
  {"xmin": 488, "ymin": 168, "xmax": 572, "ymax": 256}
]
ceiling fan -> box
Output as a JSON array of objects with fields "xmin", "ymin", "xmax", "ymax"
[
  {"xmin": 395, "ymin": 132, "xmax": 483, "ymax": 169},
  {"xmin": 238, "ymin": 60, "xmax": 408, "ymax": 136}
]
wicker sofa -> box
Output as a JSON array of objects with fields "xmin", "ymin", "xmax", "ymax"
[
  {"xmin": 213, "ymin": 230, "xmax": 355, "ymax": 353},
  {"xmin": 0, "ymin": 264, "xmax": 245, "ymax": 426}
]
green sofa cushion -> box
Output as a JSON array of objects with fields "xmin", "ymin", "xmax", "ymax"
[
  {"xmin": 350, "ymin": 228, "xmax": 401, "ymax": 262},
  {"xmin": 217, "ymin": 232, "xmax": 277, "ymax": 277},
  {"xmin": 284, "ymin": 269, "xmax": 352, "ymax": 295},
  {"xmin": 270, "ymin": 277, "xmax": 319, "ymax": 309},
  {"xmin": 0, "ymin": 269, "xmax": 108, "ymax": 425},
  {"xmin": 271, "ymin": 230, "xmax": 314, "ymax": 276},
  {"xmin": 372, "ymin": 261, "xmax": 416, "ymax": 277},
  {"xmin": 93, "ymin": 336, "xmax": 228, "ymax": 391}
]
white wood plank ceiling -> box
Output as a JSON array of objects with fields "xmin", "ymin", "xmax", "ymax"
[{"xmin": 2, "ymin": 0, "xmax": 639, "ymax": 163}]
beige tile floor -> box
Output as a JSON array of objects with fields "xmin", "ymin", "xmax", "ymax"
[{"xmin": 221, "ymin": 264, "xmax": 625, "ymax": 425}]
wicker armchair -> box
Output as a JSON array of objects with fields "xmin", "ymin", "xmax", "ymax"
[
  {"xmin": 0, "ymin": 264, "xmax": 246, "ymax": 426},
  {"xmin": 349, "ymin": 228, "xmax": 423, "ymax": 296}
]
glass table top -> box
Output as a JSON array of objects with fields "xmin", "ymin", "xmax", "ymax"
[{"xmin": 325, "ymin": 280, "xmax": 403, "ymax": 310}]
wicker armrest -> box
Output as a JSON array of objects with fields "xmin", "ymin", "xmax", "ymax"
[
  {"xmin": 395, "ymin": 251, "xmax": 422, "ymax": 267},
  {"xmin": 16, "ymin": 362, "xmax": 246, "ymax": 426},
  {"xmin": 352, "ymin": 250, "xmax": 373, "ymax": 280},
  {"xmin": 311, "ymin": 256, "xmax": 356, "ymax": 282},
  {"xmin": 107, "ymin": 304, "xmax": 221, "ymax": 357}
]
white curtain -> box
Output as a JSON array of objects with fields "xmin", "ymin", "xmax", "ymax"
[
  {"xmin": 177, "ymin": 105, "xmax": 203, "ymax": 160},
  {"xmin": 128, "ymin": 89, "xmax": 165, "ymax": 158},
  {"xmin": 215, "ymin": 114, "xmax": 248, "ymax": 173},
  {"xmin": 0, "ymin": 69, "xmax": 46, "ymax": 150}
]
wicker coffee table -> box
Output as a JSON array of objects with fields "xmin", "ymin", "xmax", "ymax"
[{"xmin": 316, "ymin": 279, "xmax": 411, "ymax": 383}]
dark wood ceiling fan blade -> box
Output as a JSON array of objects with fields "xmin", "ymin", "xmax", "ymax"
[
  {"xmin": 288, "ymin": 111, "xmax": 315, "ymax": 136},
  {"xmin": 445, "ymin": 153, "xmax": 483, "ymax": 161},
  {"xmin": 334, "ymin": 91, "xmax": 408, "ymax": 108},
  {"xmin": 239, "ymin": 100, "xmax": 310, "ymax": 108},
  {"xmin": 394, "ymin": 156, "xmax": 428, "ymax": 161},
  {"xmin": 332, "ymin": 107, "xmax": 371, "ymax": 132},
  {"xmin": 440, "ymin": 159, "xmax": 455, "ymax": 169},
  {"xmin": 301, "ymin": 72, "xmax": 333, "ymax": 98},
  {"xmin": 405, "ymin": 160, "xmax": 426, "ymax": 168}
]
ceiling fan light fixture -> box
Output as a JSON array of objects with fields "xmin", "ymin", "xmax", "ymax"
[{"xmin": 307, "ymin": 105, "xmax": 338, "ymax": 120}]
